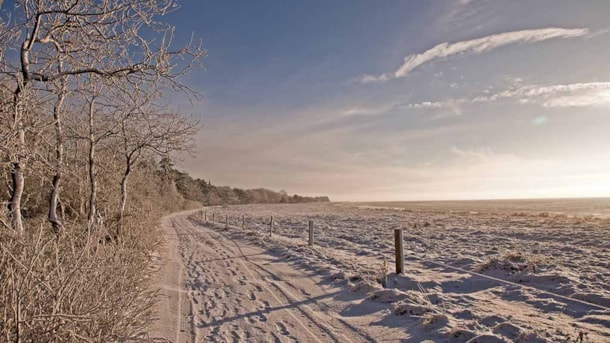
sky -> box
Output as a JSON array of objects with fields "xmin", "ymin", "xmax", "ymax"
[{"xmin": 164, "ymin": 0, "xmax": 610, "ymax": 202}]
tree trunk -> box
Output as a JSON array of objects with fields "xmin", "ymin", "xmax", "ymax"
[
  {"xmin": 48, "ymin": 79, "xmax": 66, "ymax": 235},
  {"xmin": 8, "ymin": 160, "xmax": 24, "ymax": 235},
  {"xmin": 117, "ymin": 164, "xmax": 130, "ymax": 238},
  {"xmin": 75, "ymin": 140, "xmax": 86, "ymax": 218},
  {"xmin": 9, "ymin": 94, "xmax": 26, "ymax": 234},
  {"xmin": 8, "ymin": 39, "xmax": 31, "ymax": 234},
  {"xmin": 87, "ymin": 99, "xmax": 97, "ymax": 234}
]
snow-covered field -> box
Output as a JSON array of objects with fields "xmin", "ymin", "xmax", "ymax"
[{"xmin": 192, "ymin": 202, "xmax": 609, "ymax": 342}]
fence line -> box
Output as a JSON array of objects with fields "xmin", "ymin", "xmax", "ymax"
[{"xmin": 194, "ymin": 208, "xmax": 608, "ymax": 311}]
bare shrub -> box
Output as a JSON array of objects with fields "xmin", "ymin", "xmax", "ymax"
[
  {"xmin": 0, "ymin": 221, "xmax": 160, "ymax": 342},
  {"xmin": 475, "ymin": 251, "xmax": 547, "ymax": 274}
]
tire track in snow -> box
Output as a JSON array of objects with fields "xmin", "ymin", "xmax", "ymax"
[{"xmin": 163, "ymin": 212, "xmax": 374, "ymax": 343}]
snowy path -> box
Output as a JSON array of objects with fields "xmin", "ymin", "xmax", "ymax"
[
  {"xmin": 148, "ymin": 204, "xmax": 610, "ymax": 342},
  {"xmin": 149, "ymin": 211, "xmax": 379, "ymax": 343}
]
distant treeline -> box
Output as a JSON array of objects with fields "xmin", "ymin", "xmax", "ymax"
[{"xmin": 169, "ymin": 167, "xmax": 330, "ymax": 205}]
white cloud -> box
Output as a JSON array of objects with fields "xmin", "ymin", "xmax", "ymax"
[
  {"xmin": 543, "ymin": 91, "xmax": 610, "ymax": 108},
  {"xmin": 360, "ymin": 28, "xmax": 588, "ymax": 83},
  {"xmin": 408, "ymin": 82, "xmax": 610, "ymax": 110},
  {"xmin": 450, "ymin": 146, "xmax": 518, "ymax": 163},
  {"xmin": 508, "ymin": 82, "xmax": 610, "ymax": 108},
  {"xmin": 395, "ymin": 28, "xmax": 588, "ymax": 78},
  {"xmin": 341, "ymin": 98, "xmax": 411, "ymax": 117},
  {"xmin": 503, "ymin": 82, "xmax": 610, "ymax": 97},
  {"xmin": 407, "ymin": 101, "xmax": 444, "ymax": 109},
  {"xmin": 451, "ymin": 145, "xmax": 492, "ymax": 160},
  {"xmin": 342, "ymin": 105, "xmax": 392, "ymax": 116},
  {"xmin": 358, "ymin": 73, "xmax": 390, "ymax": 84}
]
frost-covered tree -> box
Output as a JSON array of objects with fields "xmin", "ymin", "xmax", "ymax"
[{"xmin": 0, "ymin": 0, "xmax": 204, "ymax": 234}]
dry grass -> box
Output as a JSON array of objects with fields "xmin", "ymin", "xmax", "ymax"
[
  {"xmin": 475, "ymin": 251, "xmax": 547, "ymax": 274},
  {"xmin": 0, "ymin": 219, "xmax": 161, "ymax": 342}
]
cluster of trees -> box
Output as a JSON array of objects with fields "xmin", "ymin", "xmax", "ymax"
[
  {"xmin": 0, "ymin": 0, "xmax": 203, "ymax": 236},
  {"xmin": 0, "ymin": 1, "xmax": 203, "ymax": 340},
  {"xmin": 170, "ymin": 166, "xmax": 331, "ymax": 205}
]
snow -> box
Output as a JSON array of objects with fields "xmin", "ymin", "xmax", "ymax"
[{"xmin": 150, "ymin": 203, "xmax": 609, "ymax": 342}]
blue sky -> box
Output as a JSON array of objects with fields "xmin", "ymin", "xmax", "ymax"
[{"xmin": 167, "ymin": 0, "xmax": 610, "ymax": 201}]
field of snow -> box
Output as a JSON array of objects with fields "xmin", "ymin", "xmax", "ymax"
[{"xmin": 192, "ymin": 202, "xmax": 609, "ymax": 342}]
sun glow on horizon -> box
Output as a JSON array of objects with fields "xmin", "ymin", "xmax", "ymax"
[{"xmin": 173, "ymin": 1, "xmax": 610, "ymax": 201}]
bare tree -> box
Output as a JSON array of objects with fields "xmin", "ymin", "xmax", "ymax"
[
  {"xmin": 0, "ymin": 0, "xmax": 204, "ymax": 233},
  {"xmin": 61, "ymin": 78, "xmax": 122, "ymax": 234},
  {"xmin": 86, "ymin": 93, "xmax": 98, "ymax": 234},
  {"xmin": 114, "ymin": 88, "xmax": 198, "ymax": 236},
  {"xmin": 48, "ymin": 67, "xmax": 67, "ymax": 234}
]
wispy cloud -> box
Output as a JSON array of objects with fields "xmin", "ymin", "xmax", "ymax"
[
  {"xmin": 396, "ymin": 27, "xmax": 588, "ymax": 78},
  {"xmin": 450, "ymin": 146, "xmax": 518, "ymax": 163},
  {"xmin": 341, "ymin": 100, "xmax": 404, "ymax": 117},
  {"xmin": 342, "ymin": 105, "xmax": 391, "ymax": 116},
  {"xmin": 358, "ymin": 73, "xmax": 390, "ymax": 84},
  {"xmin": 407, "ymin": 101, "xmax": 447, "ymax": 109},
  {"xmin": 408, "ymin": 82, "xmax": 610, "ymax": 110},
  {"xmin": 361, "ymin": 28, "xmax": 588, "ymax": 83},
  {"xmin": 514, "ymin": 83, "xmax": 610, "ymax": 107}
]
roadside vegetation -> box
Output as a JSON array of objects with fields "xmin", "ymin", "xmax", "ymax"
[{"xmin": 0, "ymin": 1, "xmax": 202, "ymax": 341}]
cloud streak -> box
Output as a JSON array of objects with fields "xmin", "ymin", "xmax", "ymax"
[
  {"xmin": 408, "ymin": 82, "xmax": 610, "ymax": 110},
  {"xmin": 362, "ymin": 28, "xmax": 588, "ymax": 83},
  {"xmin": 341, "ymin": 100, "xmax": 403, "ymax": 116},
  {"xmin": 506, "ymin": 82, "xmax": 610, "ymax": 107},
  {"xmin": 396, "ymin": 27, "xmax": 588, "ymax": 78}
]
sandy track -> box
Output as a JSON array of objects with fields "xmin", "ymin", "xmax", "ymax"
[{"xmin": 149, "ymin": 211, "xmax": 372, "ymax": 343}]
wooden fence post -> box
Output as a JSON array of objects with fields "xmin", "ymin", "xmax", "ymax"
[
  {"xmin": 204, "ymin": 211, "xmax": 207, "ymax": 222},
  {"xmin": 269, "ymin": 216, "xmax": 274, "ymax": 237},
  {"xmin": 308, "ymin": 220, "xmax": 314, "ymax": 247},
  {"xmin": 212, "ymin": 213, "xmax": 215, "ymax": 223},
  {"xmin": 225, "ymin": 215, "xmax": 228, "ymax": 229},
  {"xmin": 242, "ymin": 214, "xmax": 245, "ymax": 229},
  {"xmin": 394, "ymin": 228, "xmax": 404, "ymax": 274}
]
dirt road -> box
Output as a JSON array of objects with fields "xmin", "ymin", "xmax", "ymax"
[{"xmin": 149, "ymin": 211, "xmax": 377, "ymax": 343}]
